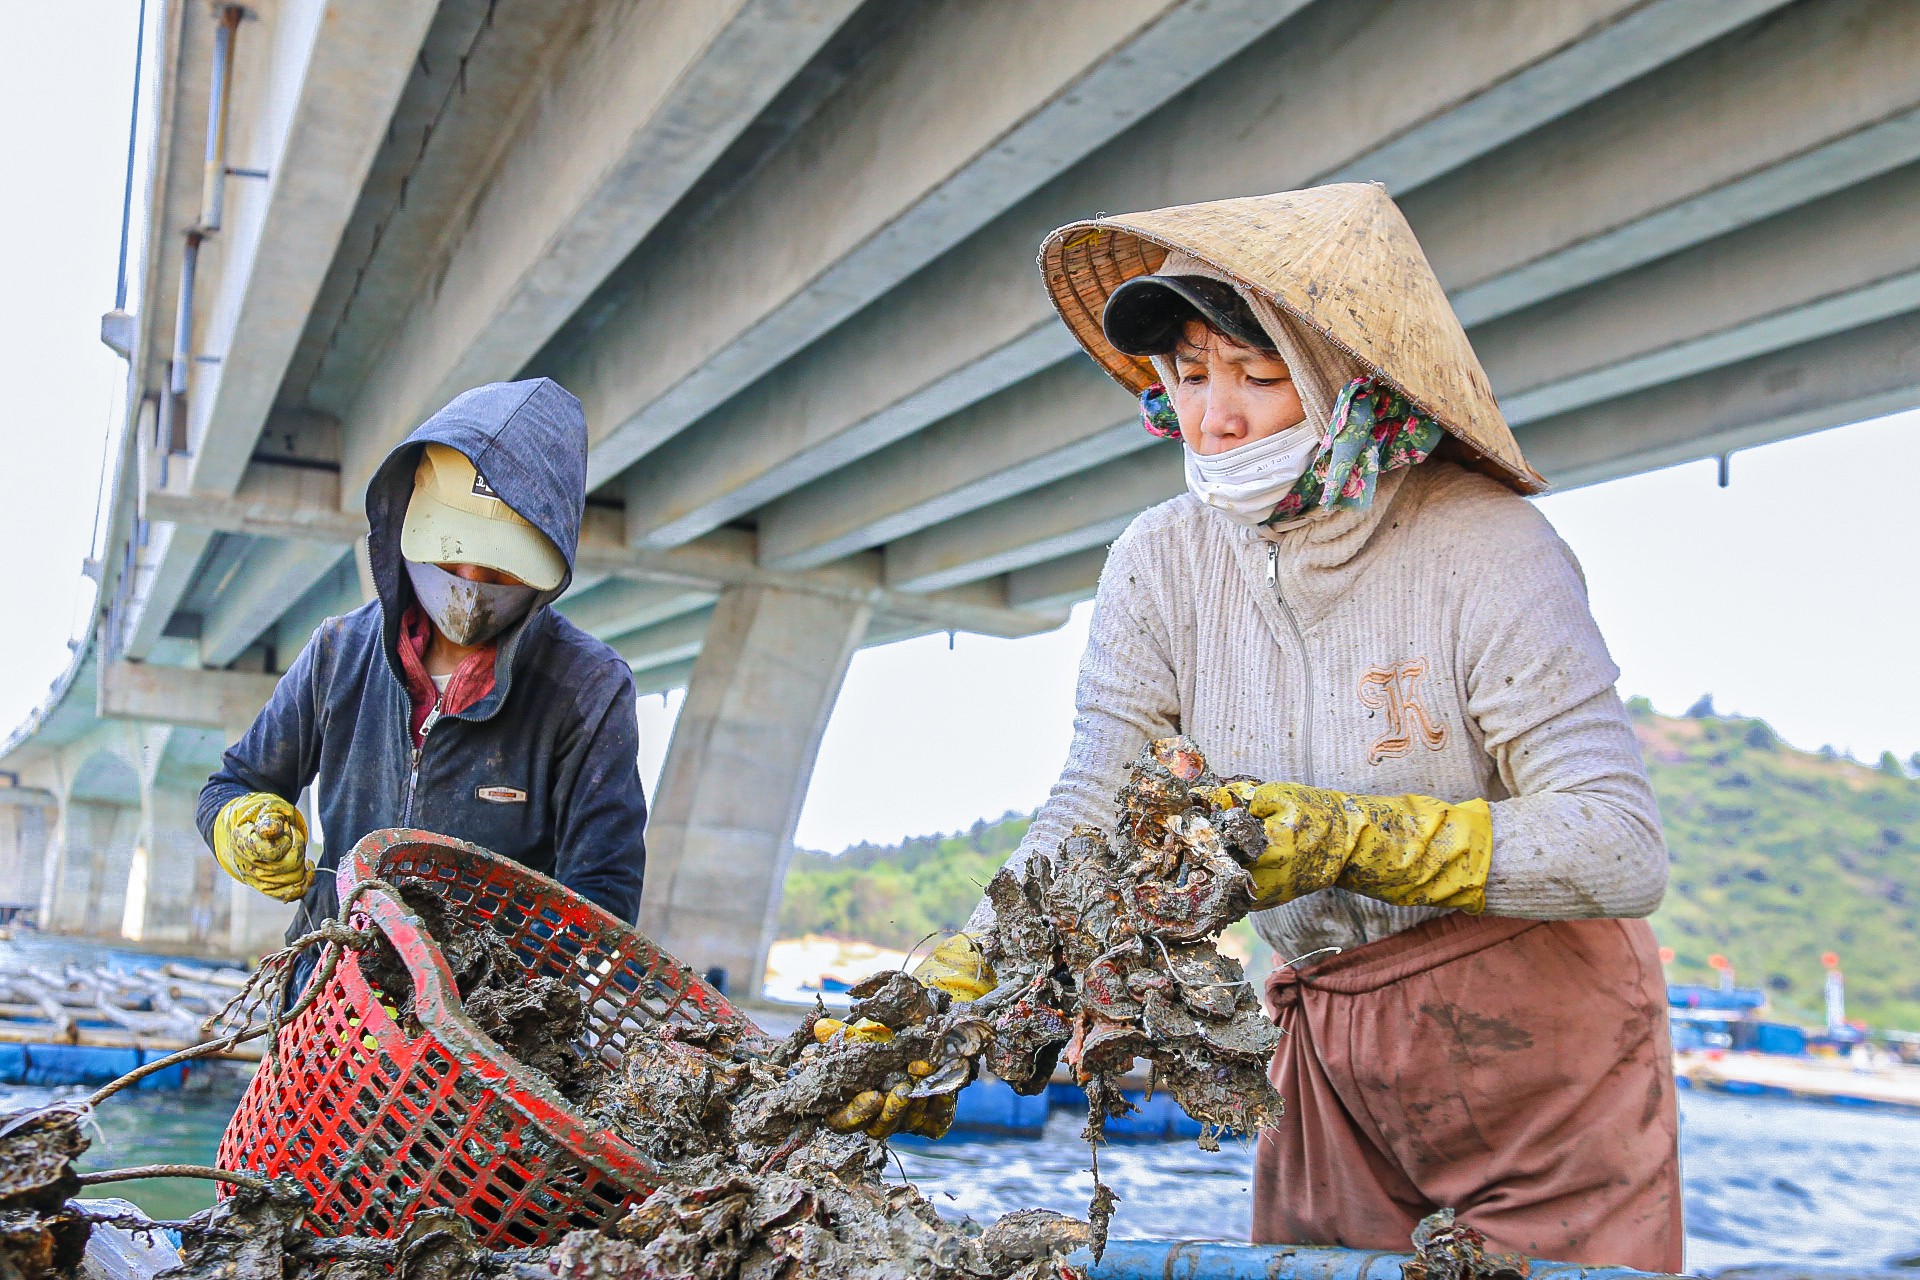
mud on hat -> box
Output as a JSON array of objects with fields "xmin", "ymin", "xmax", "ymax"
[
  {"xmin": 401, "ymin": 444, "xmax": 568, "ymax": 591},
  {"xmin": 1037, "ymin": 182, "xmax": 1545, "ymax": 494}
]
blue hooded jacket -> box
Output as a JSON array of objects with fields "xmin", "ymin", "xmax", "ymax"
[{"xmin": 198, "ymin": 379, "xmax": 648, "ymax": 938}]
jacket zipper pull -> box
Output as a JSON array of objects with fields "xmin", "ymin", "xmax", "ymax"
[
  {"xmin": 412, "ymin": 702, "xmax": 442, "ymax": 769},
  {"xmin": 1266, "ymin": 542, "xmax": 1278, "ymax": 589},
  {"xmin": 406, "ymin": 699, "xmax": 443, "ymax": 820}
]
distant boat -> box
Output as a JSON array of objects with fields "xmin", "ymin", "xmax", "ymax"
[
  {"xmin": 801, "ymin": 972, "xmax": 857, "ymax": 994},
  {"xmin": 1676, "ymin": 1049, "xmax": 1920, "ymax": 1112}
]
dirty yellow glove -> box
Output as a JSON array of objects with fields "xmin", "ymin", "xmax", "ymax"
[
  {"xmin": 1213, "ymin": 781, "xmax": 1491, "ymax": 913},
  {"xmin": 912, "ymin": 933, "xmax": 997, "ymax": 1002},
  {"xmin": 211, "ymin": 792, "xmax": 313, "ymax": 903},
  {"xmin": 814, "ymin": 1019, "xmax": 961, "ymax": 1139}
]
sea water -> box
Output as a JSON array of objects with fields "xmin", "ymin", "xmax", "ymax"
[{"xmin": 4, "ymin": 1073, "xmax": 1915, "ymax": 1272}]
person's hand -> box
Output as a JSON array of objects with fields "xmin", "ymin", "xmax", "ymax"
[
  {"xmin": 1211, "ymin": 780, "xmax": 1491, "ymax": 912},
  {"xmin": 212, "ymin": 793, "xmax": 313, "ymax": 903},
  {"xmin": 911, "ymin": 933, "xmax": 997, "ymax": 1002},
  {"xmin": 814, "ymin": 1017, "xmax": 964, "ymax": 1139},
  {"xmin": 816, "ymin": 943, "xmax": 999, "ymax": 1140}
]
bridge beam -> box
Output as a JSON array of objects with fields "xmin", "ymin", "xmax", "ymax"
[
  {"xmin": 145, "ymin": 463, "xmax": 1069, "ymax": 640},
  {"xmin": 98, "ymin": 662, "xmax": 280, "ymax": 734},
  {"xmin": 758, "ymin": 357, "xmax": 1139, "ymax": 570},
  {"xmin": 1007, "ymin": 547, "xmax": 1111, "ymax": 615},
  {"xmin": 186, "ymin": 0, "xmax": 438, "ymax": 495},
  {"xmin": 556, "ymin": 580, "xmax": 717, "ymax": 642},
  {"xmin": 1519, "ymin": 309, "xmax": 1920, "ymax": 489},
  {"xmin": 639, "ymin": 585, "xmax": 870, "ymax": 992},
  {"xmin": 607, "ymin": 608, "xmax": 716, "ymax": 674},
  {"xmin": 1479, "ymin": 158, "xmax": 1920, "ymax": 425},
  {"xmin": 565, "ymin": 0, "xmax": 1308, "ymax": 495},
  {"xmin": 615, "ymin": 0, "xmax": 1766, "ymax": 552},
  {"xmin": 1412, "ymin": 0, "xmax": 1920, "ymax": 326},
  {"xmin": 120, "ymin": 524, "xmax": 215, "ymax": 662},
  {"xmin": 198, "ymin": 539, "xmax": 348, "ymax": 668},
  {"xmin": 885, "ymin": 448, "xmax": 1183, "ymax": 594},
  {"xmin": 336, "ymin": 0, "xmax": 866, "ymax": 501}
]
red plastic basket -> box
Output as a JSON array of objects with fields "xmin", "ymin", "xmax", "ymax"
[{"xmin": 216, "ymin": 828, "xmax": 759, "ymax": 1247}]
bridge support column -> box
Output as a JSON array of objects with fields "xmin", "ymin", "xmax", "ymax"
[
  {"xmin": 132, "ymin": 787, "xmax": 228, "ymax": 949},
  {"xmin": 42, "ymin": 797, "xmax": 141, "ymax": 937},
  {"xmin": 639, "ymin": 585, "xmax": 870, "ymax": 996},
  {"xmin": 0, "ymin": 788, "xmax": 56, "ymax": 925}
]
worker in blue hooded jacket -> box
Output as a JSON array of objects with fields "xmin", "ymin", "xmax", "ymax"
[{"xmin": 197, "ymin": 378, "xmax": 648, "ymax": 947}]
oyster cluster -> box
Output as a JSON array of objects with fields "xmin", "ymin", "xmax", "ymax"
[
  {"xmin": 559, "ymin": 970, "xmax": 1088, "ymax": 1279},
  {"xmin": 973, "ymin": 736, "xmax": 1285, "ymax": 1147}
]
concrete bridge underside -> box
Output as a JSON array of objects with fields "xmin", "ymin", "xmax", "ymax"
[{"xmin": 8, "ymin": 0, "xmax": 1919, "ymax": 982}]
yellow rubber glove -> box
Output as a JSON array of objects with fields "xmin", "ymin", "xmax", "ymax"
[
  {"xmin": 1213, "ymin": 781, "xmax": 1492, "ymax": 913},
  {"xmin": 912, "ymin": 933, "xmax": 998, "ymax": 1002},
  {"xmin": 211, "ymin": 792, "xmax": 313, "ymax": 903},
  {"xmin": 814, "ymin": 938, "xmax": 993, "ymax": 1141}
]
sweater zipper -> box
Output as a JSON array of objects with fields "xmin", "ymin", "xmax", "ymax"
[
  {"xmin": 1266, "ymin": 542, "xmax": 1315, "ymax": 786},
  {"xmin": 1269, "ymin": 540, "xmax": 1371, "ymax": 939},
  {"xmin": 404, "ymin": 698, "xmax": 443, "ymax": 824}
]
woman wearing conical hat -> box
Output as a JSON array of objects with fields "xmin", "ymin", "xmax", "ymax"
[{"xmin": 949, "ymin": 185, "xmax": 1681, "ymax": 1266}]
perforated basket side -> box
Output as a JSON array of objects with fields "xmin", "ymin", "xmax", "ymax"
[
  {"xmin": 217, "ymin": 945, "xmax": 646, "ymax": 1247},
  {"xmin": 222, "ymin": 827, "xmax": 769, "ymax": 1248},
  {"xmin": 343, "ymin": 830, "xmax": 755, "ymax": 1068}
]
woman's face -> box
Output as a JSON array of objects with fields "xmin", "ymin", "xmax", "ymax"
[{"xmin": 1170, "ymin": 320, "xmax": 1305, "ymax": 456}]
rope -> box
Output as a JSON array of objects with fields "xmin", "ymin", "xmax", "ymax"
[
  {"xmin": 10, "ymin": 880, "xmax": 419, "ymax": 1197},
  {"xmin": 75, "ymin": 1164, "xmax": 271, "ymax": 1194},
  {"xmin": 78, "ymin": 879, "xmax": 404, "ymax": 1109}
]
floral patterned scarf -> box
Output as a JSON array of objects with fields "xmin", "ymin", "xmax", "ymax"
[{"xmin": 1138, "ymin": 374, "xmax": 1443, "ymax": 524}]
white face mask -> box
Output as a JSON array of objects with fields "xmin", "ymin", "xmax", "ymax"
[
  {"xmin": 404, "ymin": 559, "xmax": 539, "ymax": 647},
  {"xmin": 1182, "ymin": 419, "xmax": 1323, "ymax": 526}
]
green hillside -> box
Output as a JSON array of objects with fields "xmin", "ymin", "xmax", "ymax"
[
  {"xmin": 777, "ymin": 706, "xmax": 1920, "ymax": 1029},
  {"xmin": 1627, "ymin": 700, "xmax": 1920, "ymax": 1029}
]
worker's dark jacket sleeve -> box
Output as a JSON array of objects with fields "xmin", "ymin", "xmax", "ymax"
[
  {"xmin": 197, "ymin": 630, "xmax": 326, "ymax": 838},
  {"xmin": 198, "ymin": 379, "xmax": 648, "ymax": 936}
]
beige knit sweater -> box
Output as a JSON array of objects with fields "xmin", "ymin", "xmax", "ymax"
[{"xmin": 969, "ymin": 460, "xmax": 1668, "ymax": 963}]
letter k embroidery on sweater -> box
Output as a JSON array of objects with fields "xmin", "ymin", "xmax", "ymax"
[{"xmin": 1358, "ymin": 658, "xmax": 1449, "ymax": 765}]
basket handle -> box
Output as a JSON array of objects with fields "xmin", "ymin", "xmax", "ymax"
[{"xmin": 349, "ymin": 884, "xmax": 471, "ymax": 1035}]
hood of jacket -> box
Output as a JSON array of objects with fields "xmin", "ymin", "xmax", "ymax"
[{"xmin": 364, "ymin": 378, "xmax": 587, "ymax": 717}]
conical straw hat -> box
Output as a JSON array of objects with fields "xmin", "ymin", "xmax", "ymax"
[{"xmin": 1038, "ymin": 183, "xmax": 1545, "ymax": 494}]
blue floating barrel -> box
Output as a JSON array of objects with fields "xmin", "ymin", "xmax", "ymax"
[
  {"xmin": 950, "ymin": 1075, "xmax": 1050, "ymax": 1134},
  {"xmin": 1102, "ymin": 1091, "xmax": 1178, "ymax": 1138},
  {"xmin": 20, "ymin": 1044, "xmax": 143, "ymax": 1087},
  {"xmin": 1041, "ymin": 1080, "xmax": 1209, "ymax": 1139},
  {"xmin": 135, "ymin": 1048, "xmax": 190, "ymax": 1090},
  {"xmin": 0, "ymin": 1043, "xmax": 189, "ymax": 1089}
]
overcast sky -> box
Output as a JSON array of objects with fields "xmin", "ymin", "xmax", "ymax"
[{"xmin": 7, "ymin": 3, "xmax": 1918, "ymax": 855}]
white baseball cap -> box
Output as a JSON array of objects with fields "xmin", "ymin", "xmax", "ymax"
[{"xmin": 400, "ymin": 444, "xmax": 567, "ymax": 591}]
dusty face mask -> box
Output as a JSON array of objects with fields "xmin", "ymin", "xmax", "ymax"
[
  {"xmin": 404, "ymin": 558, "xmax": 538, "ymax": 647},
  {"xmin": 1182, "ymin": 419, "xmax": 1323, "ymax": 526}
]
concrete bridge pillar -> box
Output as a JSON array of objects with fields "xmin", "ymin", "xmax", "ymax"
[
  {"xmin": 639, "ymin": 584, "xmax": 870, "ymax": 996},
  {"xmin": 131, "ymin": 786, "xmax": 228, "ymax": 949},
  {"xmin": 0, "ymin": 787, "xmax": 56, "ymax": 923},
  {"xmin": 42, "ymin": 795, "xmax": 142, "ymax": 937}
]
